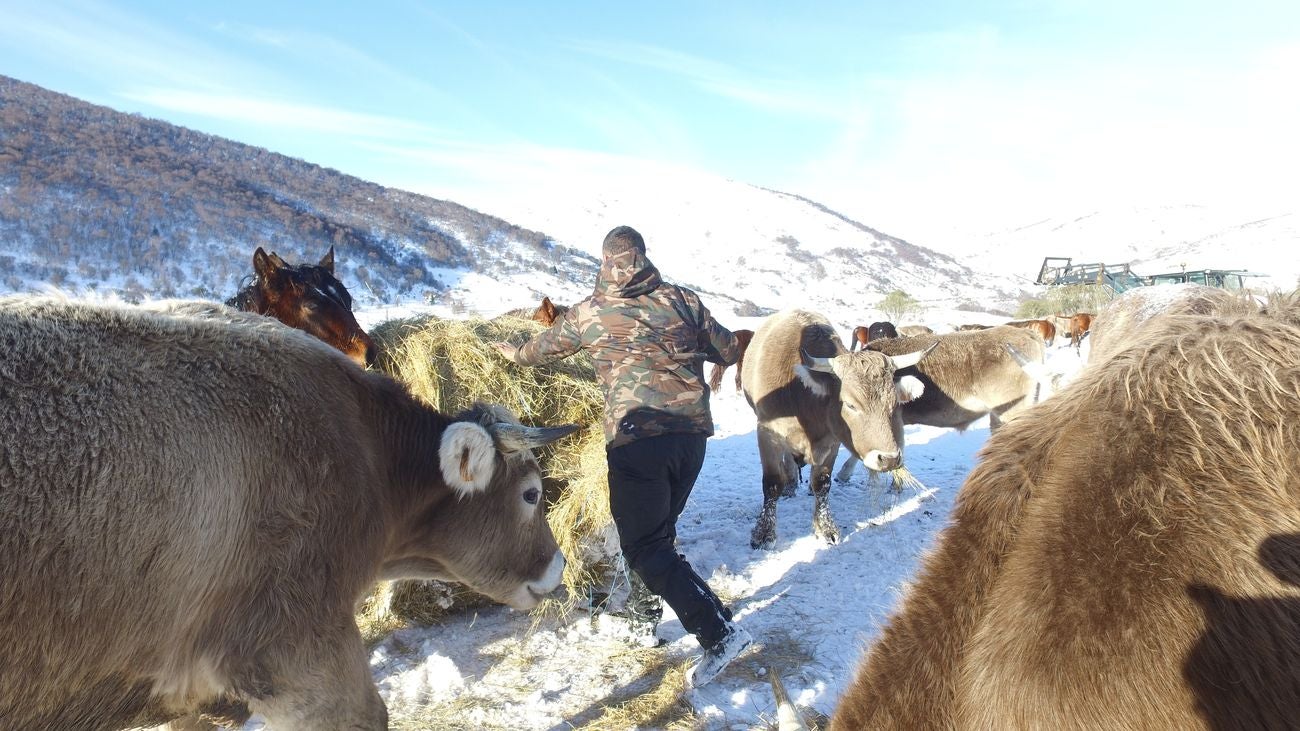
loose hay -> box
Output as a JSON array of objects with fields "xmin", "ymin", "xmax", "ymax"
[
  {"xmin": 887, "ymin": 465, "xmax": 925, "ymax": 493},
  {"xmin": 865, "ymin": 464, "xmax": 926, "ymax": 493},
  {"xmin": 358, "ymin": 314, "xmax": 615, "ymax": 632},
  {"xmin": 570, "ymin": 658, "xmax": 696, "ymax": 731}
]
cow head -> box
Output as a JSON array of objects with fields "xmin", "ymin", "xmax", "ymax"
[
  {"xmin": 382, "ymin": 404, "xmax": 579, "ymax": 610},
  {"xmin": 802, "ymin": 344, "xmax": 933, "ymax": 472}
]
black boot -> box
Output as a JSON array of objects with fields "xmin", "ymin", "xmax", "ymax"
[{"xmin": 622, "ymin": 570, "xmax": 663, "ymax": 644}]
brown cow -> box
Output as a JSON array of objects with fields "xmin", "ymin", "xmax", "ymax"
[
  {"xmin": 831, "ymin": 293, "xmax": 1300, "ymax": 730},
  {"xmin": 897, "ymin": 324, "xmax": 934, "ymax": 337},
  {"xmin": 741, "ymin": 310, "xmax": 932, "ymax": 548},
  {"xmin": 708, "ymin": 328, "xmax": 754, "ymax": 392},
  {"xmin": 1005, "ymin": 318, "xmax": 1057, "ymax": 347},
  {"xmin": 832, "ymin": 326, "xmax": 1046, "ymax": 481},
  {"xmin": 0, "ymin": 296, "xmax": 577, "ymax": 730}
]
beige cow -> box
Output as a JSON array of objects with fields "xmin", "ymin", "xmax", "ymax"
[
  {"xmin": 832, "ymin": 293, "xmax": 1300, "ymax": 730},
  {"xmin": 0, "ymin": 295, "xmax": 576, "ymax": 730}
]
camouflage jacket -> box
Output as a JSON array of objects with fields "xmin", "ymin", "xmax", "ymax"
[{"xmin": 512, "ymin": 247, "xmax": 739, "ymax": 447}]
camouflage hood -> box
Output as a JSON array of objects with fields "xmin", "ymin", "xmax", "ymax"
[
  {"xmin": 512, "ymin": 226, "xmax": 738, "ymax": 446},
  {"xmin": 595, "ymin": 226, "xmax": 663, "ymax": 299}
]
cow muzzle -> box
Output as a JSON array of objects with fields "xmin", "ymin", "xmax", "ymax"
[
  {"xmin": 864, "ymin": 449, "xmax": 902, "ymax": 472},
  {"xmin": 506, "ymin": 550, "xmax": 566, "ymax": 610}
]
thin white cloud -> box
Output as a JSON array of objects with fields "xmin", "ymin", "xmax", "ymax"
[
  {"xmin": 121, "ymin": 89, "xmax": 451, "ymax": 143},
  {"xmin": 210, "ymin": 22, "xmax": 453, "ymax": 102},
  {"xmin": 566, "ymin": 39, "xmax": 850, "ymax": 120},
  {"xmin": 0, "ymin": 2, "xmax": 275, "ymax": 92}
]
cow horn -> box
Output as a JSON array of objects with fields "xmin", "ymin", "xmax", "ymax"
[
  {"xmin": 1004, "ymin": 343, "xmax": 1033, "ymax": 367},
  {"xmin": 1003, "ymin": 343, "xmax": 1055, "ymax": 387},
  {"xmin": 801, "ymin": 348, "xmax": 837, "ymax": 373},
  {"xmin": 888, "ymin": 341, "xmax": 938, "ymax": 370},
  {"xmin": 767, "ymin": 666, "xmax": 810, "ymax": 731},
  {"xmin": 488, "ymin": 422, "xmax": 581, "ymax": 453}
]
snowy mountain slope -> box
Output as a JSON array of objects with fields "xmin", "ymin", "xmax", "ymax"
[
  {"xmin": 936, "ymin": 203, "xmax": 1300, "ymax": 291},
  {"xmin": 434, "ymin": 162, "xmax": 1031, "ymax": 331}
]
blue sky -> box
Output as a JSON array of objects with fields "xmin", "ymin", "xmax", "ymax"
[{"xmin": 3, "ymin": 1, "xmax": 1299, "ymax": 241}]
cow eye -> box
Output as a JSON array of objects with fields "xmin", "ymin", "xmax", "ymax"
[
  {"xmin": 523, "ymin": 487, "xmax": 541, "ymax": 505},
  {"xmin": 844, "ymin": 401, "xmax": 859, "ymax": 413}
]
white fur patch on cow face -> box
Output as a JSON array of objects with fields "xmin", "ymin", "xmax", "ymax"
[
  {"xmin": 439, "ymin": 422, "xmax": 497, "ymax": 496},
  {"xmin": 895, "ymin": 375, "xmax": 924, "ymax": 403},
  {"xmin": 793, "ymin": 364, "xmax": 831, "ymax": 397}
]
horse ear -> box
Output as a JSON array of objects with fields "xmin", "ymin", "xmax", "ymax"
[
  {"xmin": 319, "ymin": 246, "xmax": 336, "ymax": 273},
  {"xmin": 252, "ymin": 247, "xmax": 282, "ymax": 278}
]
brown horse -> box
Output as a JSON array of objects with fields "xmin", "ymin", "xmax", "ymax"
[
  {"xmin": 1069, "ymin": 312, "xmax": 1093, "ymax": 348},
  {"xmin": 708, "ymin": 329, "xmax": 754, "ymax": 392},
  {"xmin": 849, "ymin": 322, "xmax": 899, "ymax": 351},
  {"xmin": 531, "ymin": 296, "xmax": 570, "ymax": 326},
  {"xmin": 1005, "ymin": 319, "xmax": 1057, "ymax": 347},
  {"xmin": 226, "ymin": 246, "xmax": 377, "ymax": 368}
]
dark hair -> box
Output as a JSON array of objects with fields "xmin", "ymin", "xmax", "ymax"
[
  {"xmin": 602, "ymin": 226, "xmax": 646, "ymax": 257},
  {"xmin": 868, "ymin": 321, "xmax": 899, "ymax": 340}
]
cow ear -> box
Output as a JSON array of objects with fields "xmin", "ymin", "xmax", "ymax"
[
  {"xmin": 319, "ymin": 246, "xmax": 336, "ymax": 273},
  {"xmin": 439, "ymin": 422, "xmax": 497, "ymax": 496},
  {"xmin": 896, "ymin": 375, "xmax": 924, "ymax": 403}
]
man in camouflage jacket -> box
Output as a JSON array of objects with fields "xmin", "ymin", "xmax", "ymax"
[{"xmin": 496, "ymin": 225, "xmax": 751, "ymax": 686}]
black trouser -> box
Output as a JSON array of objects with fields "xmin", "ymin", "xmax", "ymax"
[{"xmin": 607, "ymin": 433, "xmax": 732, "ymax": 648}]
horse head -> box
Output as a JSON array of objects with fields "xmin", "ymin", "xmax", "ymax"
[{"xmin": 229, "ymin": 246, "xmax": 378, "ymax": 368}]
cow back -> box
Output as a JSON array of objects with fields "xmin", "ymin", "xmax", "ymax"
[
  {"xmin": 743, "ymin": 310, "xmax": 845, "ymax": 408},
  {"xmin": 1088, "ymin": 285, "xmax": 1257, "ymax": 365},
  {"xmin": 867, "ymin": 325, "xmax": 1043, "ymax": 429},
  {"xmin": 0, "ymin": 297, "xmax": 383, "ymax": 727}
]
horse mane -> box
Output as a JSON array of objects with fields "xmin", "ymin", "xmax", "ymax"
[{"xmin": 225, "ymin": 275, "xmax": 258, "ymax": 310}]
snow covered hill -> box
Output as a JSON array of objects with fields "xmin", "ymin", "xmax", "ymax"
[
  {"xmin": 934, "ymin": 203, "xmax": 1300, "ymax": 292},
  {"xmin": 441, "ymin": 161, "xmax": 1031, "ymax": 331}
]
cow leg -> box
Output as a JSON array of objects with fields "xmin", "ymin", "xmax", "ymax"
[
  {"xmin": 252, "ymin": 621, "xmax": 386, "ymax": 731},
  {"xmin": 752, "ymin": 480, "xmax": 781, "ymax": 550},
  {"xmin": 754, "ymin": 428, "xmax": 800, "ymax": 549},
  {"xmin": 782, "ymin": 452, "xmax": 801, "ymax": 498},
  {"xmin": 835, "ymin": 454, "xmax": 859, "ymax": 483},
  {"xmin": 810, "ymin": 459, "xmax": 839, "ymax": 545}
]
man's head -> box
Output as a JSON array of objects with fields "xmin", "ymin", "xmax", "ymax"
[{"xmin": 602, "ymin": 226, "xmax": 646, "ymax": 258}]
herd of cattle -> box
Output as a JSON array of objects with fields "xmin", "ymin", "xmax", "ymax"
[{"xmin": 2, "ymin": 248, "xmax": 1296, "ymax": 730}]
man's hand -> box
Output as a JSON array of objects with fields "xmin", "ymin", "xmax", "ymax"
[{"xmin": 493, "ymin": 342, "xmax": 519, "ymax": 361}]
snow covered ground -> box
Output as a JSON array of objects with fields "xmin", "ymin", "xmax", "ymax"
[{"xmin": 250, "ymin": 307, "xmax": 1089, "ymax": 731}]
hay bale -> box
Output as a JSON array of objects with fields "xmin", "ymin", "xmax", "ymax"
[{"xmin": 360, "ymin": 314, "xmax": 616, "ymax": 631}]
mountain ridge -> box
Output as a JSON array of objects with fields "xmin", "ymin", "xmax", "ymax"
[{"xmin": 0, "ymin": 74, "xmax": 1028, "ymax": 327}]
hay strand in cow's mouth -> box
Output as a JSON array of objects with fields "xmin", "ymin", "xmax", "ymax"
[
  {"xmin": 888, "ymin": 465, "xmax": 926, "ymax": 493},
  {"xmin": 865, "ymin": 464, "xmax": 926, "ymax": 493},
  {"xmin": 357, "ymin": 314, "xmax": 616, "ymax": 634}
]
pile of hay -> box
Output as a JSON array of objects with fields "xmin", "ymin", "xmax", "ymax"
[{"xmin": 358, "ymin": 314, "xmax": 616, "ymax": 635}]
